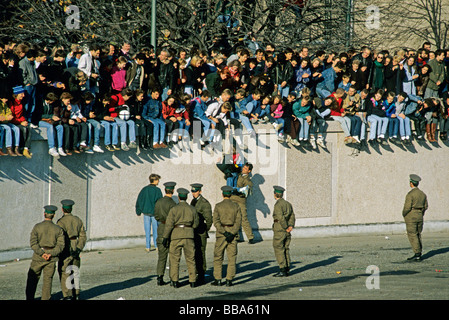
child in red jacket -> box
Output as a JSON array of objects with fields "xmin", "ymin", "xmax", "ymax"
[{"xmin": 9, "ymin": 86, "xmax": 32, "ymax": 158}]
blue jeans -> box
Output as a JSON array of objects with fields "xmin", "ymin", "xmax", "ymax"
[
  {"xmin": 278, "ymin": 85, "xmax": 290, "ymax": 98},
  {"xmin": 175, "ymin": 119, "xmax": 190, "ymax": 138},
  {"xmin": 316, "ymin": 87, "xmax": 331, "ymax": 99},
  {"xmin": 114, "ymin": 118, "xmax": 136, "ymax": 143},
  {"xmin": 146, "ymin": 118, "xmax": 165, "ymax": 144},
  {"xmin": 231, "ymin": 112, "xmax": 254, "ymax": 133},
  {"xmin": 226, "ymin": 172, "xmax": 239, "ymax": 188},
  {"xmin": 273, "ymin": 117, "xmax": 285, "ymax": 134},
  {"xmin": 143, "ymin": 215, "xmax": 158, "ymax": 249},
  {"xmin": 398, "ymin": 116, "xmax": 411, "ymax": 138},
  {"xmin": 24, "ymin": 85, "xmax": 36, "ymax": 123},
  {"xmin": 100, "ymin": 120, "xmax": 119, "ymax": 146},
  {"xmin": 297, "ymin": 118, "xmax": 310, "ymax": 139},
  {"xmin": 388, "ymin": 117, "xmax": 399, "ymax": 137},
  {"xmin": 87, "ymin": 119, "xmax": 101, "ymax": 146},
  {"xmin": 347, "ymin": 115, "xmax": 362, "ymax": 137},
  {"xmin": 161, "ymin": 86, "xmax": 170, "ymax": 102},
  {"xmin": 39, "ymin": 121, "xmax": 63, "ymax": 149},
  {"xmin": 0, "ymin": 123, "xmax": 20, "ymax": 147}
]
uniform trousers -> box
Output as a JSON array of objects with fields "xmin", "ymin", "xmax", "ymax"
[
  {"xmin": 58, "ymin": 255, "xmax": 81, "ymax": 298},
  {"xmin": 273, "ymin": 228, "xmax": 292, "ymax": 269},
  {"xmin": 404, "ymin": 211, "xmax": 424, "ymax": 254},
  {"xmin": 156, "ymin": 235, "xmax": 169, "ymax": 276},
  {"xmin": 213, "ymin": 236, "xmax": 238, "ymax": 281},
  {"xmin": 194, "ymin": 232, "xmax": 208, "ymax": 276},
  {"xmin": 231, "ymin": 197, "xmax": 254, "ymax": 241},
  {"xmin": 25, "ymin": 259, "xmax": 57, "ymax": 300},
  {"xmin": 169, "ymin": 238, "xmax": 196, "ymax": 282}
]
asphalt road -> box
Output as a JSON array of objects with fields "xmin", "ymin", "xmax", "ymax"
[{"xmin": 1, "ymin": 232, "xmax": 448, "ymax": 314}]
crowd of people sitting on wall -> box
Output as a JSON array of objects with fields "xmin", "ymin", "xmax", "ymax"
[{"xmin": 0, "ymin": 37, "xmax": 448, "ymax": 159}]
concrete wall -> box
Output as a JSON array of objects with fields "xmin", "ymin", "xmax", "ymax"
[{"xmin": 1, "ymin": 122, "xmax": 448, "ymax": 262}]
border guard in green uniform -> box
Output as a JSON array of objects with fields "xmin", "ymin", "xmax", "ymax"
[
  {"xmin": 57, "ymin": 199, "xmax": 87, "ymax": 300},
  {"xmin": 272, "ymin": 186, "xmax": 295, "ymax": 277},
  {"xmin": 154, "ymin": 181, "xmax": 177, "ymax": 285},
  {"xmin": 162, "ymin": 188, "xmax": 199, "ymax": 288},
  {"xmin": 190, "ymin": 183, "xmax": 213, "ymax": 285},
  {"xmin": 230, "ymin": 163, "xmax": 255, "ymax": 244},
  {"xmin": 212, "ymin": 186, "xmax": 242, "ymax": 287},
  {"xmin": 26, "ymin": 205, "xmax": 65, "ymax": 300},
  {"xmin": 402, "ymin": 174, "xmax": 428, "ymax": 261}
]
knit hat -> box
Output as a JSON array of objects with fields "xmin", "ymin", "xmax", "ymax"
[{"xmin": 12, "ymin": 86, "xmax": 25, "ymax": 95}]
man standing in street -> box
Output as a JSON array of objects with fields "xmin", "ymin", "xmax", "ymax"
[
  {"xmin": 230, "ymin": 162, "xmax": 255, "ymax": 244},
  {"xmin": 136, "ymin": 173, "xmax": 163, "ymax": 252},
  {"xmin": 26, "ymin": 205, "xmax": 65, "ymax": 300},
  {"xmin": 162, "ymin": 188, "xmax": 199, "ymax": 288},
  {"xmin": 212, "ymin": 186, "xmax": 242, "ymax": 287},
  {"xmin": 190, "ymin": 183, "xmax": 213, "ymax": 285},
  {"xmin": 154, "ymin": 181, "xmax": 177, "ymax": 286},
  {"xmin": 272, "ymin": 186, "xmax": 295, "ymax": 277},
  {"xmin": 402, "ymin": 174, "xmax": 428, "ymax": 261},
  {"xmin": 57, "ymin": 199, "xmax": 87, "ymax": 300}
]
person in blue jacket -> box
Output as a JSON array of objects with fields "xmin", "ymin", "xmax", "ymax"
[
  {"xmin": 383, "ymin": 91, "xmax": 399, "ymax": 141},
  {"xmin": 316, "ymin": 61, "xmax": 345, "ymax": 99},
  {"xmin": 142, "ymin": 88, "xmax": 167, "ymax": 149}
]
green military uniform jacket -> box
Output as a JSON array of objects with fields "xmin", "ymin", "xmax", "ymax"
[
  {"xmin": 402, "ymin": 187, "xmax": 428, "ymax": 217},
  {"xmin": 213, "ymin": 199, "xmax": 242, "ymax": 238},
  {"xmin": 57, "ymin": 213, "xmax": 87, "ymax": 256},
  {"xmin": 136, "ymin": 184, "xmax": 163, "ymax": 216},
  {"xmin": 192, "ymin": 195, "xmax": 213, "ymax": 236},
  {"xmin": 163, "ymin": 202, "xmax": 199, "ymax": 240},
  {"xmin": 154, "ymin": 196, "xmax": 177, "ymax": 237},
  {"xmin": 230, "ymin": 174, "xmax": 253, "ymax": 203},
  {"xmin": 30, "ymin": 220, "xmax": 65, "ymax": 262},
  {"xmin": 272, "ymin": 198, "xmax": 295, "ymax": 232}
]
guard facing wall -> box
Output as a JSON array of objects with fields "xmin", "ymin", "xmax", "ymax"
[{"xmin": 1, "ymin": 122, "xmax": 448, "ymax": 262}]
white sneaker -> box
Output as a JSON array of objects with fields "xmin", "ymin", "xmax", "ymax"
[
  {"xmin": 93, "ymin": 145, "xmax": 104, "ymax": 153},
  {"xmin": 310, "ymin": 138, "xmax": 317, "ymax": 149},
  {"xmin": 30, "ymin": 123, "xmax": 38, "ymax": 129},
  {"xmin": 291, "ymin": 139, "xmax": 300, "ymax": 146},
  {"xmin": 48, "ymin": 148, "xmax": 59, "ymax": 157},
  {"xmin": 58, "ymin": 148, "xmax": 67, "ymax": 156},
  {"xmin": 317, "ymin": 138, "xmax": 326, "ymax": 148},
  {"xmin": 121, "ymin": 142, "xmax": 129, "ymax": 151}
]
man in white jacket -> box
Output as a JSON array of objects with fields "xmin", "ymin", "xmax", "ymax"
[{"xmin": 78, "ymin": 44, "xmax": 101, "ymax": 95}]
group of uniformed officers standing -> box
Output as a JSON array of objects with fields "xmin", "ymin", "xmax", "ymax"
[
  {"xmin": 24, "ymin": 170, "xmax": 427, "ymax": 299},
  {"xmin": 26, "ymin": 199, "xmax": 86, "ymax": 300},
  {"xmin": 142, "ymin": 163, "xmax": 296, "ymax": 289}
]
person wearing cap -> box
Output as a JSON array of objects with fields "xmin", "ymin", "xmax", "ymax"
[
  {"xmin": 230, "ymin": 162, "xmax": 255, "ymax": 244},
  {"xmin": 25, "ymin": 205, "xmax": 65, "ymax": 300},
  {"xmin": 57, "ymin": 199, "xmax": 87, "ymax": 300},
  {"xmin": 402, "ymin": 174, "xmax": 428, "ymax": 261},
  {"xmin": 154, "ymin": 181, "xmax": 177, "ymax": 285},
  {"xmin": 9, "ymin": 85, "xmax": 33, "ymax": 158},
  {"xmin": 162, "ymin": 188, "xmax": 199, "ymax": 288},
  {"xmin": 136, "ymin": 173, "xmax": 163, "ymax": 252},
  {"xmin": 272, "ymin": 186, "xmax": 295, "ymax": 277},
  {"xmin": 190, "ymin": 183, "xmax": 213, "ymax": 285},
  {"xmin": 212, "ymin": 185, "xmax": 242, "ymax": 287}
]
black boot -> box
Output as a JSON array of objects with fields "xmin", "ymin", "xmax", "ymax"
[
  {"xmin": 407, "ymin": 253, "xmax": 422, "ymax": 261},
  {"xmin": 138, "ymin": 136, "xmax": 144, "ymax": 149},
  {"xmin": 190, "ymin": 281, "xmax": 196, "ymax": 288},
  {"xmin": 273, "ymin": 268, "xmax": 288, "ymax": 277},
  {"xmin": 211, "ymin": 279, "xmax": 222, "ymax": 286},
  {"xmin": 225, "ymin": 279, "xmax": 233, "ymax": 287},
  {"xmin": 170, "ymin": 281, "xmax": 180, "ymax": 288},
  {"xmin": 144, "ymin": 135, "xmax": 152, "ymax": 150},
  {"xmin": 157, "ymin": 276, "xmax": 165, "ymax": 286}
]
